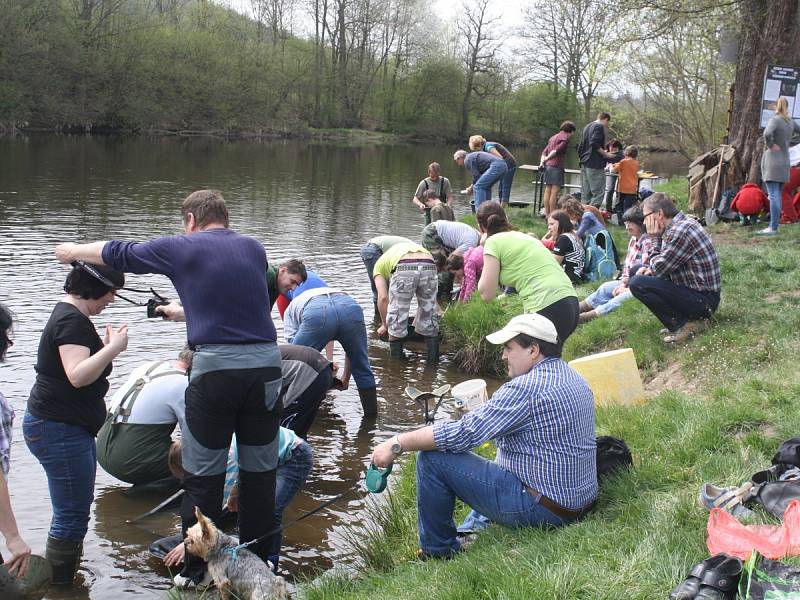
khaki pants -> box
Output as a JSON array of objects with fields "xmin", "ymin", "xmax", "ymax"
[{"xmin": 388, "ymin": 266, "xmax": 439, "ymax": 338}]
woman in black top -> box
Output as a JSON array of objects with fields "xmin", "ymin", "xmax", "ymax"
[
  {"xmin": 546, "ymin": 210, "xmax": 585, "ymax": 283},
  {"xmin": 23, "ymin": 263, "xmax": 127, "ymax": 585}
]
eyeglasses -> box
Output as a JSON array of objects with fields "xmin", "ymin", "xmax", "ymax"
[{"xmin": 642, "ymin": 210, "xmax": 657, "ymax": 219}]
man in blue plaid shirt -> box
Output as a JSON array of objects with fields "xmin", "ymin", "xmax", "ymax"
[
  {"xmin": 371, "ymin": 313, "xmax": 597, "ymax": 559},
  {"xmin": 629, "ymin": 193, "xmax": 721, "ymax": 344}
]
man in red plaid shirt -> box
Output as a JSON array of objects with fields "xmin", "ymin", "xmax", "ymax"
[{"xmin": 629, "ymin": 193, "xmax": 721, "ymax": 343}]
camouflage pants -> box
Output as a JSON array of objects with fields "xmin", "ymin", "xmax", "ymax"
[{"xmin": 388, "ymin": 265, "xmax": 439, "ymax": 338}]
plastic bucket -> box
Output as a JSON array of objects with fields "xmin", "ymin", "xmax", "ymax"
[{"xmin": 452, "ymin": 379, "xmax": 488, "ymax": 411}]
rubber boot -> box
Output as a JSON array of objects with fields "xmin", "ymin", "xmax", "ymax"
[
  {"xmin": 46, "ymin": 536, "xmax": 82, "ymax": 585},
  {"xmin": 389, "ymin": 339, "xmax": 404, "ymax": 359},
  {"xmin": 357, "ymin": 387, "xmax": 378, "ymax": 417},
  {"xmin": 425, "ymin": 336, "xmax": 440, "ymax": 365}
]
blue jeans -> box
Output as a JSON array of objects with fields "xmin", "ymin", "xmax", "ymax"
[
  {"xmin": 585, "ymin": 280, "xmax": 633, "ymax": 315},
  {"xmin": 267, "ymin": 440, "xmax": 313, "ymax": 567},
  {"xmin": 416, "ymin": 450, "xmax": 567, "ymax": 557},
  {"xmin": 766, "ymin": 180, "xmax": 783, "ymax": 230},
  {"xmin": 498, "ymin": 166, "xmax": 516, "ymax": 202},
  {"xmin": 360, "ymin": 243, "xmax": 383, "ymax": 305},
  {"xmin": 292, "ymin": 294, "xmax": 376, "ymax": 390},
  {"xmin": 23, "ymin": 413, "xmax": 96, "ymax": 541},
  {"xmin": 474, "ymin": 161, "xmax": 508, "ymax": 209}
]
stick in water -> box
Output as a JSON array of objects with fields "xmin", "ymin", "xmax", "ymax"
[{"xmin": 126, "ymin": 489, "xmax": 185, "ymax": 523}]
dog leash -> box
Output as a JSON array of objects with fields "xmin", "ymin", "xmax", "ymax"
[{"xmin": 223, "ymin": 479, "xmax": 365, "ymax": 562}]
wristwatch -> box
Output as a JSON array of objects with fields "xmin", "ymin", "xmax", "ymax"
[{"xmin": 390, "ymin": 435, "xmax": 404, "ymax": 456}]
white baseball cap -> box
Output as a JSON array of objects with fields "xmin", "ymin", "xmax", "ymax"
[{"xmin": 485, "ymin": 313, "xmax": 558, "ymax": 345}]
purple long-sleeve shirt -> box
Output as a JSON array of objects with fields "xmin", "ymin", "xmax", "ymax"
[{"xmin": 103, "ymin": 228, "xmax": 276, "ymax": 346}]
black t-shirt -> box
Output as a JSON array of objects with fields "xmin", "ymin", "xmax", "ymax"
[
  {"xmin": 27, "ymin": 302, "xmax": 111, "ymax": 435},
  {"xmin": 553, "ymin": 234, "xmax": 586, "ymax": 283}
]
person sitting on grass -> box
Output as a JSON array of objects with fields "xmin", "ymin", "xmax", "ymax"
[
  {"xmin": 578, "ymin": 206, "xmax": 653, "ymax": 323},
  {"xmin": 446, "ymin": 245, "xmax": 484, "ymax": 302},
  {"xmin": 543, "ymin": 210, "xmax": 585, "ymax": 284},
  {"xmin": 370, "ymin": 313, "xmax": 597, "ymax": 560},
  {"xmin": 730, "ymin": 182, "xmax": 769, "ymax": 226},
  {"xmin": 629, "ymin": 192, "xmax": 721, "ymax": 344}
]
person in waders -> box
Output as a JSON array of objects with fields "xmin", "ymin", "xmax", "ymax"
[{"xmin": 96, "ymin": 347, "xmax": 193, "ymax": 487}]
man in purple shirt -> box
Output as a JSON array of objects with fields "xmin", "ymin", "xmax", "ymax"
[
  {"xmin": 371, "ymin": 313, "xmax": 596, "ymax": 559},
  {"xmin": 55, "ymin": 190, "xmax": 282, "ymax": 587}
]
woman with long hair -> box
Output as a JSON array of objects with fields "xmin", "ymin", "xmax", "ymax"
[
  {"xmin": 546, "ymin": 210, "xmax": 585, "ymax": 283},
  {"xmin": 759, "ymin": 97, "xmax": 800, "ymax": 235},
  {"xmin": 475, "ymin": 202, "xmax": 579, "ymax": 351},
  {"xmin": 24, "ymin": 263, "xmax": 128, "ymax": 584}
]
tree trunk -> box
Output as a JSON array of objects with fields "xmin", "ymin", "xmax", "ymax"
[{"xmin": 727, "ymin": 0, "xmax": 800, "ymax": 183}]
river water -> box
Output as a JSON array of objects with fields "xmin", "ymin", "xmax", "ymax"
[{"xmin": 0, "ymin": 135, "xmax": 687, "ymax": 598}]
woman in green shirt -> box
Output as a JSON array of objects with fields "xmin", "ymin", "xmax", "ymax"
[{"xmin": 476, "ymin": 202, "xmax": 579, "ymax": 352}]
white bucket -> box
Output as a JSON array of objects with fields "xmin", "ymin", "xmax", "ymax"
[{"xmin": 452, "ymin": 379, "xmax": 488, "ymax": 411}]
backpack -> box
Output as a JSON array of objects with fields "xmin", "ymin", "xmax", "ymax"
[
  {"xmin": 596, "ymin": 436, "xmax": 633, "ymax": 482},
  {"xmin": 583, "ymin": 229, "xmax": 616, "ymax": 282}
]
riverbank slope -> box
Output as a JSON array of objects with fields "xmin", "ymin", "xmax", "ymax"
[{"xmin": 302, "ymin": 183, "xmax": 800, "ymax": 599}]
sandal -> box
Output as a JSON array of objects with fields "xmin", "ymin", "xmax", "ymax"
[
  {"xmin": 693, "ymin": 556, "xmax": 743, "ymax": 600},
  {"xmin": 698, "ymin": 482, "xmax": 754, "ymax": 518},
  {"xmin": 669, "ymin": 554, "xmax": 728, "ymax": 600}
]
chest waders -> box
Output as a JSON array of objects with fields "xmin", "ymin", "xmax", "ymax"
[{"xmin": 96, "ymin": 362, "xmax": 184, "ymax": 485}]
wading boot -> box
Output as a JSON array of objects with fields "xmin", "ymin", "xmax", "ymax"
[
  {"xmin": 389, "ymin": 340, "xmax": 405, "ymax": 359},
  {"xmin": 46, "ymin": 536, "xmax": 82, "ymax": 585},
  {"xmin": 425, "ymin": 336, "xmax": 440, "ymax": 365},
  {"xmin": 358, "ymin": 386, "xmax": 379, "ymax": 417}
]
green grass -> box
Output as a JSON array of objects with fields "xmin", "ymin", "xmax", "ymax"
[{"xmin": 298, "ymin": 181, "xmax": 800, "ymax": 599}]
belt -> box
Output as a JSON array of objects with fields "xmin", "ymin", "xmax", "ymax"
[
  {"xmin": 394, "ymin": 262, "xmax": 436, "ymax": 272},
  {"xmin": 524, "ymin": 486, "xmax": 593, "ymax": 520}
]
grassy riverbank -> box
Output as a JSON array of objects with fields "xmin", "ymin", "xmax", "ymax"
[{"xmin": 301, "ymin": 184, "xmax": 800, "ymax": 599}]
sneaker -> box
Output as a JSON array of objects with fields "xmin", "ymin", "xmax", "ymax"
[
  {"xmin": 663, "ymin": 320, "xmax": 707, "ymax": 343},
  {"xmin": 755, "ymin": 227, "xmax": 777, "ymax": 236},
  {"xmin": 173, "ymin": 569, "xmax": 213, "ymax": 590},
  {"xmin": 698, "ymin": 482, "xmax": 755, "ymax": 518}
]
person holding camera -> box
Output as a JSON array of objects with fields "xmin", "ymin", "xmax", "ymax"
[
  {"xmin": 24, "ymin": 262, "xmax": 128, "ymax": 584},
  {"xmin": 54, "ymin": 189, "xmax": 283, "ymax": 587}
]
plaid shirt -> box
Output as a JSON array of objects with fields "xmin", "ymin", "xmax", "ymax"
[
  {"xmin": 0, "ymin": 392, "xmax": 14, "ymax": 480},
  {"xmin": 621, "ymin": 234, "xmax": 653, "ymax": 283},
  {"xmin": 433, "ymin": 357, "xmax": 597, "ymax": 509},
  {"xmin": 648, "ymin": 212, "xmax": 721, "ymax": 293}
]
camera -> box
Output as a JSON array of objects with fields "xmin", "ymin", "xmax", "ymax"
[{"xmin": 146, "ymin": 297, "xmax": 170, "ymax": 319}]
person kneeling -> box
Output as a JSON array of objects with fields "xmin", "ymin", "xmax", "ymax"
[{"xmin": 371, "ymin": 314, "xmax": 597, "ymax": 559}]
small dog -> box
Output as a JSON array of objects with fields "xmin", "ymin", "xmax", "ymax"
[{"xmin": 185, "ymin": 507, "xmax": 287, "ymax": 600}]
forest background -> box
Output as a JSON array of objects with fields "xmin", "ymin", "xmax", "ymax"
[{"xmin": 0, "ymin": 0, "xmax": 740, "ymax": 158}]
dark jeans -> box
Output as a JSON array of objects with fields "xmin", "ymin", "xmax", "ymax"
[
  {"xmin": 267, "ymin": 440, "xmax": 313, "ymax": 568},
  {"xmin": 280, "ymin": 367, "xmax": 333, "ymax": 438},
  {"xmin": 23, "ymin": 414, "xmax": 96, "ymax": 541},
  {"xmin": 360, "ymin": 243, "xmax": 383, "ymax": 305},
  {"xmin": 629, "ymin": 274, "xmax": 720, "ymax": 331},
  {"xmin": 537, "ymin": 295, "xmax": 580, "ymax": 355},
  {"xmin": 615, "ymin": 193, "xmax": 638, "ymax": 218}
]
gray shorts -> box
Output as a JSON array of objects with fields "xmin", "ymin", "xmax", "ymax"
[{"xmin": 543, "ymin": 166, "xmax": 565, "ymax": 187}]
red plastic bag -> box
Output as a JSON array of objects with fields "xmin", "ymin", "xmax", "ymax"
[{"xmin": 707, "ymin": 499, "xmax": 800, "ymax": 560}]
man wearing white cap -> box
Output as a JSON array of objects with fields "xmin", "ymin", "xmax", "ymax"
[{"xmin": 371, "ymin": 313, "xmax": 597, "ymax": 559}]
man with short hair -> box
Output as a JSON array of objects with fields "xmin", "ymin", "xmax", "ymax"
[
  {"xmin": 360, "ymin": 235, "xmax": 412, "ymax": 310},
  {"xmin": 97, "ymin": 348, "xmax": 192, "ymax": 486},
  {"xmin": 371, "ymin": 313, "xmax": 597, "ymax": 559},
  {"xmin": 412, "ymin": 162, "xmax": 454, "ymax": 225},
  {"xmin": 267, "ymin": 259, "xmax": 307, "ymax": 309},
  {"xmin": 424, "ymin": 190, "xmax": 455, "ymax": 223},
  {"xmin": 629, "ymin": 192, "xmax": 721, "ymax": 343},
  {"xmin": 278, "ymin": 344, "xmax": 337, "ymax": 437},
  {"xmin": 55, "ymin": 189, "xmax": 283, "ymax": 586},
  {"xmin": 578, "ymin": 112, "xmax": 614, "ymax": 208}
]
